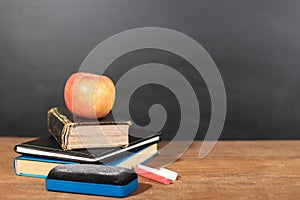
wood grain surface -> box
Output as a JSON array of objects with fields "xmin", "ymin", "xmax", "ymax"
[{"xmin": 1, "ymin": 137, "xmax": 299, "ymax": 199}]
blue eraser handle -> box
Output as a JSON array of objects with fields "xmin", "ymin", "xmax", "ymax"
[{"xmin": 45, "ymin": 164, "xmax": 138, "ymax": 197}]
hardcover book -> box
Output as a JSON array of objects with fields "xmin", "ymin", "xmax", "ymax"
[
  {"xmin": 48, "ymin": 107, "xmax": 132, "ymax": 150},
  {"xmin": 14, "ymin": 131, "xmax": 161, "ymax": 163},
  {"xmin": 14, "ymin": 144, "xmax": 158, "ymax": 178}
]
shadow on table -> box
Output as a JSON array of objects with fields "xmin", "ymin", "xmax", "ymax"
[{"xmin": 129, "ymin": 183, "xmax": 153, "ymax": 196}]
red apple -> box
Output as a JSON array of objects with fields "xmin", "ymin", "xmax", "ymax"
[{"xmin": 64, "ymin": 72, "xmax": 115, "ymax": 119}]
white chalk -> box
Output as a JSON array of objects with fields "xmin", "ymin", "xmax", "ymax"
[{"xmin": 137, "ymin": 164, "xmax": 178, "ymax": 181}]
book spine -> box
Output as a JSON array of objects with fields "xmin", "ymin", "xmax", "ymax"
[{"xmin": 47, "ymin": 108, "xmax": 70, "ymax": 150}]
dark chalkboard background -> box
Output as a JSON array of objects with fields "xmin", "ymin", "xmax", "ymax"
[{"xmin": 1, "ymin": 0, "xmax": 300, "ymax": 139}]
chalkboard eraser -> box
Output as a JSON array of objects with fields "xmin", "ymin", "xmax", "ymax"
[{"xmin": 45, "ymin": 164, "xmax": 138, "ymax": 197}]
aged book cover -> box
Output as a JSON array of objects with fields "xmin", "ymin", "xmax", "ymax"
[{"xmin": 48, "ymin": 107, "xmax": 132, "ymax": 150}]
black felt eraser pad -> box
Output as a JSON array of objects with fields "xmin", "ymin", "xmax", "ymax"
[{"xmin": 46, "ymin": 164, "xmax": 138, "ymax": 197}]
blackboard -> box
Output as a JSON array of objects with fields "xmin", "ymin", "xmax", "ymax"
[{"xmin": 1, "ymin": 0, "xmax": 300, "ymax": 139}]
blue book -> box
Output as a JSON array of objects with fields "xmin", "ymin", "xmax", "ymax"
[{"xmin": 14, "ymin": 144, "xmax": 158, "ymax": 178}]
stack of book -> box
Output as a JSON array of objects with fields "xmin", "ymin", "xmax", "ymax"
[{"xmin": 14, "ymin": 107, "xmax": 161, "ymax": 178}]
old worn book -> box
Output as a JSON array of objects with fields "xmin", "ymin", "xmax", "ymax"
[
  {"xmin": 14, "ymin": 143, "xmax": 158, "ymax": 178},
  {"xmin": 48, "ymin": 107, "xmax": 131, "ymax": 150}
]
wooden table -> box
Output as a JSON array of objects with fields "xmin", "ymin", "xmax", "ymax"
[{"xmin": 1, "ymin": 137, "xmax": 299, "ymax": 199}]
